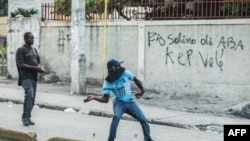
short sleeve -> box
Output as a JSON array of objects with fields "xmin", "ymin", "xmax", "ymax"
[
  {"xmin": 34, "ymin": 48, "xmax": 40, "ymax": 64},
  {"xmin": 16, "ymin": 47, "xmax": 24, "ymax": 65},
  {"xmin": 102, "ymin": 80, "xmax": 111, "ymax": 94},
  {"xmin": 124, "ymin": 70, "xmax": 134, "ymax": 80}
]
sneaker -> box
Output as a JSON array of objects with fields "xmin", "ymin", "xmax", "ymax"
[
  {"xmin": 108, "ymin": 138, "xmax": 114, "ymax": 141},
  {"xmin": 28, "ymin": 118, "xmax": 35, "ymax": 125},
  {"xmin": 22, "ymin": 118, "xmax": 29, "ymax": 126}
]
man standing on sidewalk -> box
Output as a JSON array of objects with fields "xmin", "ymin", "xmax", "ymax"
[
  {"xmin": 84, "ymin": 58, "xmax": 154, "ymax": 141},
  {"xmin": 16, "ymin": 32, "xmax": 45, "ymax": 126}
]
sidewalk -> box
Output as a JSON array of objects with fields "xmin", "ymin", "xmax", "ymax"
[{"xmin": 1, "ymin": 77, "xmax": 249, "ymax": 134}]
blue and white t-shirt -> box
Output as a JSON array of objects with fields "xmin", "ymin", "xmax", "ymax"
[{"xmin": 103, "ymin": 70, "xmax": 134, "ymax": 102}]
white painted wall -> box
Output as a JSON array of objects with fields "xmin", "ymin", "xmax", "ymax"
[
  {"xmin": 142, "ymin": 20, "xmax": 250, "ymax": 100},
  {"xmin": 40, "ymin": 21, "xmax": 71, "ymax": 81},
  {"xmin": 7, "ymin": 19, "xmax": 250, "ymax": 101},
  {"xmin": 84, "ymin": 20, "xmax": 250, "ymax": 100}
]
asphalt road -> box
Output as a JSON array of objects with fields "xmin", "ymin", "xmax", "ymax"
[{"xmin": 0, "ymin": 102, "xmax": 223, "ymax": 141}]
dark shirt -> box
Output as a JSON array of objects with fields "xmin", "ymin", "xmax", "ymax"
[{"xmin": 16, "ymin": 45, "xmax": 40, "ymax": 85}]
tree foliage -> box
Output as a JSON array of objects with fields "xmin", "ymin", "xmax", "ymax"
[
  {"xmin": 53, "ymin": 0, "xmax": 71, "ymax": 16},
  {"xmin": 10, "ymin": 8, "xmax": 38, "ymax": 18}
]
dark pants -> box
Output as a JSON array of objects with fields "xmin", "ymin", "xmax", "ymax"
[
  {"xmin": 108, "ymin": 100, "xmax": 151, "ymax": 141},
  {"xmin": 21, "ymin": 79, "xmax": 37, "ymax": 119}
]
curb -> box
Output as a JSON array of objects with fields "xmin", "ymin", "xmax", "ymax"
[
  {"xmin": 0, "ymin": 97, "xmax": 190, "ymax": 129},
  {"xmin": 0, "ymin": 127, "xmax": 37, "ymax": 141},
  {"xmin": 1, "ymin": 98, "xmax": 223, "ymax": 133},
  {"xmin": 0, "ymin": 127, "xmax": 86, "ymax": 141}
]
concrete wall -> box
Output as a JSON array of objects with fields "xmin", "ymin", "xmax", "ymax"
[
  {"xmin": 85, "ymin": 23, "xmax": 139, "ymax": 80},
  {"xmin": 7, "ymin": 19, "xmax": 250, "ymax": 101},
  {"xmin": 38, "ymin": 19, "xmax": 250, "ymax": 100},
  {"xmin": 84, "ymin": 20, "xmax": 250, "ymax": 100},
  {"xmin": 142, "ymin": 20, "xmax": 250, "ymax": 100},
  {"xmin": 40, "ymin": 21, "xmax": 72, "ymax": 81}
]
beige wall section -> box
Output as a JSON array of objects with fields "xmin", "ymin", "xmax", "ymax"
[{"xmin": 0, "ymin": 17, "xmax": 7, "ymax": 36}]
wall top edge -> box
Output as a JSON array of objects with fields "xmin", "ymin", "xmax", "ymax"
[
  {"xmin": 8, "ymin": 17, "xmax": 250, "ymax": 26},
  {"xmin": 40, "ymin": 20, "xmax": 71, "ymax": 27},
  {"xmin": 86, "ymin": 19, "xmax": 250, "ymax": 26}
]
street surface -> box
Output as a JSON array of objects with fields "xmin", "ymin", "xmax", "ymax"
[{"xmin": 0, "ymin": 102, "xmax": 222, "ymax": 141}]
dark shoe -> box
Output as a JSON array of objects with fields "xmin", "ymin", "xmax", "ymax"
[
  {"xmin": 108, "ymin": 138, "xmax": 114, "ymax": 141},
  {"xmin": 22, "ymin": 118, "xmax": 29, "ymax": 126},
  {"xmin": 146, "ymin": 138, "xmax": 154, "ymax": 141},
  {"xmin": 28, "ymin": 118, "xmax": 35, "ymax": 125}
]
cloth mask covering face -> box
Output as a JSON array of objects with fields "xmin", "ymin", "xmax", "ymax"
[{"xmin": 105, "ymin": 66, "xmax": 125, "ymax": 83}]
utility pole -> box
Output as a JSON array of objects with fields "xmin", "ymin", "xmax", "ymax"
[{"xmin": 71, "ymin": 0, "xmax": 86, "ymax": 95}]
